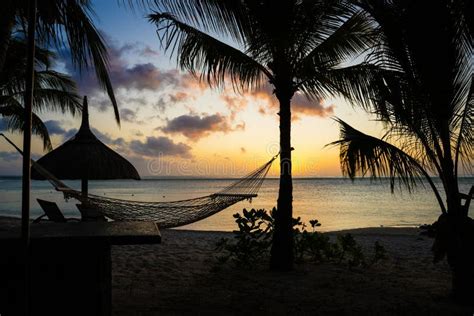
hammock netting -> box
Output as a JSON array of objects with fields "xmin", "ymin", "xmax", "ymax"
[
  {"xmin": 1, "ymin": 133, "xmax": 276, "ymax": 228},
  {"xmin": 56, "ymin": 157, "xmax": 275, "ymax": 228}
]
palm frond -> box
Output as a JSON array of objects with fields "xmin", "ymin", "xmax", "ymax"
[
  {"xmin": 6, "ymin": 69, "xmax": 81, "ymax": 116},
  {"xmin": 0, "ymin": 2, "xmax": 16, "ymax": 70},
  {"xmin": 296, "ymin": 10, "xmax": 376, "ymax": 74},
  {"xmin": 31, "ymin": 0, "xmax": 120, "ymax": 124},
  {"xmin": 32, "ymin": 89, "xmax": 81, "ymax": 114},
  {"xmin": 454, "ymin": 77, "xmax": 474, "ymax": 176},
  {"xmin": 0, "ymin": 99, "xmax": 52, "ymax": 151},
  {"xmin": 35, "ymin": 70, "xmax": 79, "ymax": 92},
  {"xmin": 329, "ymin": 118, "xmax": 446, "ymax": 212},
  {"xmin": 149, "ymin": 12, "xmax": 271, "ymax": 91},
  {"xmin": 151, "ymin": 0, "xmax": 249, "ymax": 45},
  {"xmin": 329, "ymin": 118, "xmax": 423, "ymax": 191},
  {"xmin": 300, "ymin": 63, "xmax": 384, "ymax": 110}
]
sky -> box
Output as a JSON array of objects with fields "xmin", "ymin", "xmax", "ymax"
[{"xmin": 0, "ymin": 1, "xmax": 387, "ymax": 178}]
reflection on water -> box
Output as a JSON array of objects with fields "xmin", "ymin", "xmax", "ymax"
[{"xmin": 0, "ymin": 177, "xmax": 472, "ymax": 231}]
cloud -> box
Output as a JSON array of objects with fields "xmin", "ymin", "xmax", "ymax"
[
  {"xmin": 258, "ymin": 106, "xmax": 268, "ymax": 115},
  {"xmin": 51, "ymin": 122, "xmax": 191, "ymax": 159},
  {"xmin": 220, "ymin": 94, "xmax": 248, "ymax": 120},
  {"xmin": 227, "ymin": 83, "xmax": 334, "ymax": 119},
  {"xmin": 89, "ymin": 128, "xmax": 126, "ymax": 147},
  {"xmin": 125, "ymin": 97, "xmax": 148, "ymax": 106},
  {"xmin": 0, "ymin": 151, "xmax": 19, "ymax": 162},
  {"xmin": 291, "ymin": 94, "xmax": 335, "ymax": 118},
  {"xmin": 39, "ymin": 118, "xmax": 188, "ymax": 158},
  {"xmin": 120, "ymin": 108, "xmax": 138, "ymax": 123},
  {"xmin": 129, "ymin": 136, "xmax": 192, "ymax": 158},
  {"xmin": 63, "ymin": 128, "xmax": 78, "ymax": 140},
  {"xmin": 115, "ymin": 63, "xmax": 176, "ymax": 91},
  {"xmin": 154, "ymin": 91, "xmax": 194, "ymax": 112},
  {"xmin": 56, "ymin": 124, "xmax": 125, "ymax": 147},
  {"xmin": 140, "ymin": 46, "xmax": 160, "ymax": 58},
  {"xmin": 0, "ymin": 118, "xmax": 7, "ymax": 131},
  {"xmin": 60, "ymin": 35, "xmax": 191, "ymax": 96},
  {"xmin": 44, "ymin": 120, "xmax": 67, "ymax": 135},
  {"xmin": 159, "ymin": 113, "xmax": 244, "ymax": 140}
]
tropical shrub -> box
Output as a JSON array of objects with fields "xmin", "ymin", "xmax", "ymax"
[{"xmin": 216, "ymin": 208, "xmax": 386, "ymax": 269}]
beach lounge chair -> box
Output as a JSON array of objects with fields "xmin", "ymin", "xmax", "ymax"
[
  {"xmin": 33, "ymin": 199, "xmax": 80, "ymax": 223},
  {"xmin": 76, "ymin": 204, "xmax": 107, "ymax": 222}
]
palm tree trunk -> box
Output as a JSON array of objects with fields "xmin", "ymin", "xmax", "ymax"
[
  {"xmin": 0, "ymin": 2, "xmax": 16, "ymax": 71},
  {"xmin": 270, "ymin": 92, "xmax": 294, "ymax": 271},
  {"xmin": 435, "ymin": 151, "xmax": 474, "ymax": 303},
  {"xmin": 436, "ymin": 213, "xmax": 474, "ymax": 303},
  {"xmin": 21, "ymin": 1, "xmax": 37, "ymax": 313}
]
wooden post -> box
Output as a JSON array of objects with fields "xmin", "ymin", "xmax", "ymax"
[
  {"xmin": 21, "ymin": 0, "xmax": 37, "ymax": 313},
  {"xmin": 80, "ymin": 97, "xmax": 89, "ymax": 201},
  {"xmin": 82, "ymin": 177, "xmax": 88, "ymax": 198}
]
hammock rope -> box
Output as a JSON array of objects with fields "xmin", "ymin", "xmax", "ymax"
[{"xmin": 1, "ymin": 133, "xmax": 277, "ymax": 228}]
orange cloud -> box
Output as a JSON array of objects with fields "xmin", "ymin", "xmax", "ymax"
[
  {"xmin": 217, "ymin": 83, "xmax": 334, "ymax": 119},
  {"xmin": 158, "ymin": 113, "xmax": 245, "ymax": 141}
]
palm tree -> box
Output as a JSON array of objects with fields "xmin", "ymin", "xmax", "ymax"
[
  {"xmin": 330, "ymin": 0, "xmax": 473, "ymax": 301},
  {"xmin": 146, "ymin": 0, "xmax": 379, "ymax": 270},
  {"xmin": 0, "ymin": 36, "xmax": 81, "ymax": 151},
  {"xmin": 0, "ymin": 0, "xmax": 119, "ymax": 122},
  {"xmin": 0, "ymin": 2, "xmax": 117, "ymax": 309}
]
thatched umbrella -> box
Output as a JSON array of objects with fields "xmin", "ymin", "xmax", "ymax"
[{"xmin": 32, "ymin": 96, "xmax": 140, "ymax": 198}]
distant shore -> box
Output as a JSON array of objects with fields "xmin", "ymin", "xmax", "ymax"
[{"xmin": 1, "ymin": 216, "xmax": 473, "ymax": 314}]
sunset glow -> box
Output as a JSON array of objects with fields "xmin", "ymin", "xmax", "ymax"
[{"xmin": 0, "ymin": 2, "xmax": 387, "ymax": 177}]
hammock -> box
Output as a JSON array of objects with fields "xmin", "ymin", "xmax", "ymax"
[{"xmin": 1, "ymin": 133, "xmax": 277, "ymax": 228}]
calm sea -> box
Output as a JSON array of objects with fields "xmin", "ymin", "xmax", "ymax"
[{"xmin": 0, "ymin": 177, "xmax": 472, "ymax": 232}]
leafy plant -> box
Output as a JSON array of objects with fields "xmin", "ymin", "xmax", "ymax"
[
  {"xmin": 336, "ymin": 234, "xmax": 365, "ymax": 267},
  {"xmin": 215, "ymin": 208, "xmax": 274, "ymax": 267},
  {"xmin": 216, "ymin": 208, "xmax": 387, "ymax": 269},
  {"xmin": 294, "ymin": 230, "xmax": 333, "ymax": 263}
]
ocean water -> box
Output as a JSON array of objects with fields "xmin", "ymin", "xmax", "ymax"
[{"xmin": 0, "ymin": 177, "xmax": 472, "ymax": 232}]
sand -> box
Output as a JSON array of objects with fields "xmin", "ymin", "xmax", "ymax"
[
  {"xmin": 1, "ymin": 216, "xmax": 472, "ymax": 314},
  {"xmin": 112, "ymin": 227, "xmax": 474, "ymax": 315}
]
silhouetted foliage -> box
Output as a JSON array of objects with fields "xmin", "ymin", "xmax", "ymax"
[
  {"xmin": 330, "ymin": 0, "xmax": 473, "ymax": 301},
  {"xmin": 216, "ymin": 208, "xmax": 386, "ymax": 269},
  {"xmin": 215, "ymin": 208, "xmax": 274, "ymax": 267},
  {"xmin": 0, "ymin": 37, "xmax": 81, "ymax": 151},
  {"xmin": 0, "ymin": 0, "xmax": 120, "ymax": 123}
]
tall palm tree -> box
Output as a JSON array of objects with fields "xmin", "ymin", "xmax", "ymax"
[
  {"xmin": 146, "ymin": 0, "xmax": 379, "ymax": 269},
  {"xmin": 330, "ymin": 0, "xmax": 473, "ymax": 301},
  {"xmin": 0, "ymin": 0, "xmax": 120, "ymax": 122},
  {"xmin": 0, "ymin": 36, "xmax": 81, "ymax": 151}
]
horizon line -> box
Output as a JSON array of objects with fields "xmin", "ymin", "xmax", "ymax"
[{"xmin": 0, "ymin": 175, "xmax": 472, "ymax": 180}]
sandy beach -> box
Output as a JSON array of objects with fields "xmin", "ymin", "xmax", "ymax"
[
  {"xmin": 1, "ymin": 216, "xmax": 473, "ymax": 314},
  {"xmin": 112, "ymin": 227, "xmax": 473, "ymax": 315}
]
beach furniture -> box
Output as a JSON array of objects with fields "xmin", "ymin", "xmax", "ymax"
[
  {"xmin": 30, "ymin": 152, "xmax": 277, "ymax": 228},
  {"xmin": 0, "ymin": 220, "xmax": 161, "ymax": 315},
  {"xmin": 33, "ymin": 198, "xmax": 79, "ymax": 223}
]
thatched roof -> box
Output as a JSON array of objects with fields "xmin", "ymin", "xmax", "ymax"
[{"xmin": 31, "ymin": 97, "xmax": 140, "ymax": 180}]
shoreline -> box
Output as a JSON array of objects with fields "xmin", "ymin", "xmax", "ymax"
[{"xmin": 0, "ymin": 215, "xmax": 423, "ymax": 235}]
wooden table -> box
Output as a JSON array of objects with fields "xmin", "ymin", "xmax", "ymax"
[{"xmin": 0, "ymin": 220, "xmax": 161, "ymax": 316}]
